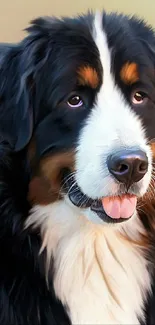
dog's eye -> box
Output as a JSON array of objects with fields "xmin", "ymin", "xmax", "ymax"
[
  {"xmin": 131, "ymin": 90, "xmax": 148, "ymax": 105},
  {"xmin": 67, "ymin": 95, "xmax": 83, "ymax": 108}
]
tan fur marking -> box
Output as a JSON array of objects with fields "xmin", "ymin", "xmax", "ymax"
[
  {"xmin": 138, "ymin": 196, "xmax": 155, "ymax": 236},
  {"xmin": 28, "ymin": 151, "xmax": 75, "ymax": 205},
  {"xmin": 77, "ymin": 66, "xmax": 99, "ymax": 89},
  {"xmin": 40, "ymin": 151, "xmax": 75, "ymax": 180},
  {"xmin": 138, "ymin": 144, "xmax": 155, "ymax": 235},
  {"xmin": 28, "ymin": 176, "xmax": 54, "ymax": 205},
  {"xmin": 120, "ymin": 62, "xmax": 139, "ymax": 85},
  {"xmin": 150, "ymin": 142, "xmax": 155, "ymax": 159}
]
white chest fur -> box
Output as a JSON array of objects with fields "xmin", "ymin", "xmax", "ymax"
[{"xmin": 27, "ymin": 201, "xmax": 151, "ymax": 325}]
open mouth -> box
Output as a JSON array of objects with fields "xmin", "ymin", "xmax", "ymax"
[{"xmin": 64, "ymin": 173, "xmax": 137, "ymax": 224}]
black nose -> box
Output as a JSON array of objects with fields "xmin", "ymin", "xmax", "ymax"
[{"xmin": 107, "ymin": 150, "xmax": 148, "ymax": 188}]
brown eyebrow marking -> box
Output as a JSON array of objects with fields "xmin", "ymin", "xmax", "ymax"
[
  {"xmin": 120, "ymin": 62, "xmax": 139, "ymax": 85},
  {"xmin": 77, "ymin": 66, "xmax": 99, "ymax": 89},
  {"xmin": 150, "ymin": 142, "xmax": 155, "ymax": 159}
]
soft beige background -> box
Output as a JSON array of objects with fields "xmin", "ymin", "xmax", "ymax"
[{"xmin": 0, "ymin": 0, "xmax": 155, "ymax": 42}]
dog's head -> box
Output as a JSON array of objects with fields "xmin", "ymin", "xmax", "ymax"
[{"xmin": 1, "ymin": 11, "xmax": 155, "ymax": 225}]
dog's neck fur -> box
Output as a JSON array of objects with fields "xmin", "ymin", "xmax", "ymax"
[{"xmin": 26, "ymin": 200, "xmax": 151, "ymax": 325}]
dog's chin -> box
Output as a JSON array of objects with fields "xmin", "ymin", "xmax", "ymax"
[{"xmin": 64, "ymin": 174, "xmax": 137, "ymax": 224}]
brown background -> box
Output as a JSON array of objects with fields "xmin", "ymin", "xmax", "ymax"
[{"xmin": 0, "ymin": 0, "xmax": 155, "ymax": 42}]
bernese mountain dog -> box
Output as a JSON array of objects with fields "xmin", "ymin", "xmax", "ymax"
[{"xmin": 0, "ymin": 9, "xmax": 155, "ymax": 325}]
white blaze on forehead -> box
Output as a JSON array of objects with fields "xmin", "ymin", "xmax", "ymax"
[
  {"xmin": 93, "ymin": 11, "xmax": 137, "ymax": 119},
  {"xmin": 92, "ymin": 12, "xmax": 151, "ymax": 151},
  {"xmin": 92, "ymin": 11, "xmax": 144, "ymax": 143},
  {"xmin": 93, "ymin": 11, "xmax": 112, "ymax": 89}
]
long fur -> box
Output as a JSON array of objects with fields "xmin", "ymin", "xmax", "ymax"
[{"xmin": 0, "ymin": 10, "xmax": 155, "ymax": 325}]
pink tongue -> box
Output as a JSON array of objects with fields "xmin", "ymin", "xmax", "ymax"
[{"xmin": 102, "ymin": 196, "xmax": 137, "ymax": 219}]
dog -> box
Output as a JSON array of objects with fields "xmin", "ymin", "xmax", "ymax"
[{"xmin": 0, "ymin": 9, "xmax": 155, "ymax": 325}]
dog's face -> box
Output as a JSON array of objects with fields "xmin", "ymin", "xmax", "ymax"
[{"xmin": 13, "ymin": 12, "xmax": 155, "ymax": 225}]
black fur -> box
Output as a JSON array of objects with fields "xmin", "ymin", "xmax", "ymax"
[{"xmin": 0, "ymin": 11, "xmax": 155, "ymax": 324}]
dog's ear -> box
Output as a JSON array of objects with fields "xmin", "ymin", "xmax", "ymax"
[
  {"xmin": 0, "ymin": 18, "xmax": 51, "ymax": 151},
  {"xmin": 0, "ymin": 47, "xmax": 31, "ymax": 151}
]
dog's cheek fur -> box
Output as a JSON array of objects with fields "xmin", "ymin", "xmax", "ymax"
[
  {"xmin": 138, "ymin": 143, "xmax": 155, "ymax": 235},
  {"xmin": 28, "ymin": 150, "xmax": 75, "ymax": 205}
]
